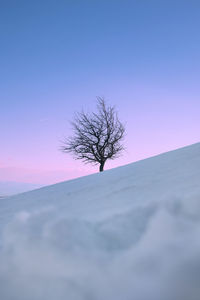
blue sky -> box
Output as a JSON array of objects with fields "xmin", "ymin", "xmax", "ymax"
[{"xmin": 1, "ymin": 0, "xmax": 200, "ymax": 183}]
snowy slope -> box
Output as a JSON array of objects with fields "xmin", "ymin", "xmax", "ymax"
[{"xmin": 0, "ymin": 143, "xmax": 200, "ymax": 300}]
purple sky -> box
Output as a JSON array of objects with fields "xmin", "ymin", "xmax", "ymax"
[{"xmin": 1, "ymin": 0, "xmax": 200, "ymax": 184}]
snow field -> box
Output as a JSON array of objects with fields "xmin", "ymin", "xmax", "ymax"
[{"xmin": 0, "ymin": 143, "xmax": 200, "ymax": 300}]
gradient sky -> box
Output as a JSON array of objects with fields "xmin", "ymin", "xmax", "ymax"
[{"xmin": 1, "ymin": 0, "xmax": 200, "ymax": 184}]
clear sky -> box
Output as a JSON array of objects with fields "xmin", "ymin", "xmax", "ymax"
[{"xmin": 1, "ymin": 0, "xmax": 200, "ymax": 184}]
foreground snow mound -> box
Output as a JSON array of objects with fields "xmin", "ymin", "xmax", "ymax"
[{"xmin": 0, "ymin": 143, "xmax": 200, "ymax": 300}]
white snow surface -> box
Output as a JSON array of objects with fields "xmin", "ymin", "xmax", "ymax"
[{"xmin": 0, "ymin": 143, "xmax": 200, "ymax": 300}]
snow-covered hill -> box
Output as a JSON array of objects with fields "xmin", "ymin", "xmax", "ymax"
[{"xmin": 0, "ymin": 143, "xmax": 200, "ymax": 300}]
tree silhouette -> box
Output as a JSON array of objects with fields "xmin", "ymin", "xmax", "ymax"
[{"xmin": 62, "ymin": 98, "xmax": 125, "ymax": 172}]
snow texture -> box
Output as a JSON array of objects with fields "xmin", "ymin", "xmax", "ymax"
[{"xmin": 0, "ymin": 143, "xmax": 200, "ymax": 300}]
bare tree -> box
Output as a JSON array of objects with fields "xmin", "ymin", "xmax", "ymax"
[{"xmin": 62, "ymin": 98, "xmax": 125, "ymax": 172}]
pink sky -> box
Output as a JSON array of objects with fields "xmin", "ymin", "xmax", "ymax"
[{"xmin": 1, "ymin": 1, "xmax": 200, "ymax": 185}]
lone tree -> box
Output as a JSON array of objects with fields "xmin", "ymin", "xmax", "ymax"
[{"xmin": 62, "ymin": 98, "xmax": 125, "ymax": 172}]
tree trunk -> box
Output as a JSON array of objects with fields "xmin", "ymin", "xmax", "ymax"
[{"xmin": 99, "ymin": 162, "xmax": 105, "ymax": 172}]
